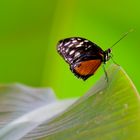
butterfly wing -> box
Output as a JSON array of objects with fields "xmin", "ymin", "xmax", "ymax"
[
  {"xmin": 57, "ymin": 37, "xmax": 104, "ymax": 64},
  {"xmin": 57, "ymin": 37, "xmax": 104, "ymax": 80},
  {"xmin": 71, "ymin": 59, "xmax": 102, "ymax": 80}
]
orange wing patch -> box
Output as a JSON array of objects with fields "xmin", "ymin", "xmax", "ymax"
[{"xmin": 74, "ymin": 59, "xmax": 102, "ymax": 76}]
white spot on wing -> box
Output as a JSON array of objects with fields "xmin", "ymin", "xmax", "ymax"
[
  {"xmin": 75, "ymin": 52, "xmax": 80, "ymax": 57},
  {"xmin": 85, "ymin": 45, "xmax": 92, "ymax": 50},
  {"xmin": 72, "ymin": 40, "xmax": 78, "ymax": 43},
  {"xmin": 57, "ymin": 47, "xmax": 60, "ymax": 51},
  {"xmin": 65, "ymin": 58, "xmax": 68, "ymax": 61},
  {"xmin": 88, "ymin": 45, "xmax": 92, "ymax": 48},
  {"xmin": 68, "ymin": 57, "xmax": 72, "ymax": 61},
  {"xmin": 59, "ymin": 42, "xmax": 63, "ymax": 47},
  {"xmin": 71, "ymin": 38, "xmax": 75, "ymax": 40},
  {"xmin": 68, "ymin": 44, "xmax": 73, "ymax": 48},
  {"xmin": 79, "ymin": 41, "xmax": 84, "ymax": 45},
  {"xmin": 64, "ymin": 41, "xmax": 71, "ymax": 46},
  {"xmin": 84, "ymin": 40, "xmax": 89, "ymax": 42},
  {"xmin": 77, "ymin": 38, "xmax": 82, "ymax": 41},
  {"xmin": 66, "ymin": 48, "xmax": 69, "ymax": 53},
  {"xmin": 75, "ymin": 44, "xmax": 82, "ymax": 48},
  {"xmin": 69, "ymin": 50, "xmax": 75, "ymax": 55}
]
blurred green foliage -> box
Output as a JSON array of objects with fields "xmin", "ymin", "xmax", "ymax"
[{"xmin": 0, "ymin": 0, "xmax": 139, "ymax": 98}]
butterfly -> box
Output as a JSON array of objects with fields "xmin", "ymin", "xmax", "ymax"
[{"xmin": 56, "ymin": 29, "xmax": 132, "ymax": 80}]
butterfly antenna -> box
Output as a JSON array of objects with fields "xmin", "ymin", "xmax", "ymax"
[{"xmin": 110, "ymin": 28, "xmax": 134, "ymax": 49}]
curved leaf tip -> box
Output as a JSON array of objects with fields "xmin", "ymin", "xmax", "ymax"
[{"xmin": 0, "ymin": 64, "xmax": 140, "ymax": 140}]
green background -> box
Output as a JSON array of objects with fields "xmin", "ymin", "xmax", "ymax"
[{"xmin": 0, "ymin": 0, "xmax": 139, "ymax": 98}]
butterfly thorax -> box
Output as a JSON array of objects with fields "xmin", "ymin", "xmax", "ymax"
[{"xmin": 103, "ymin": 48, "xmax": 112, "ymax": 64}]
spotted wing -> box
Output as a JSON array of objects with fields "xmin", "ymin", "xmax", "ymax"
[{"xmin": 57, "ymin": 37, "xmax": 104, "ymax": 65}]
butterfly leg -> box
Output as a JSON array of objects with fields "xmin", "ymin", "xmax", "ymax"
[{"xmin": 102, "ymin": 64, "xmax": 108, "ymax": 82}]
